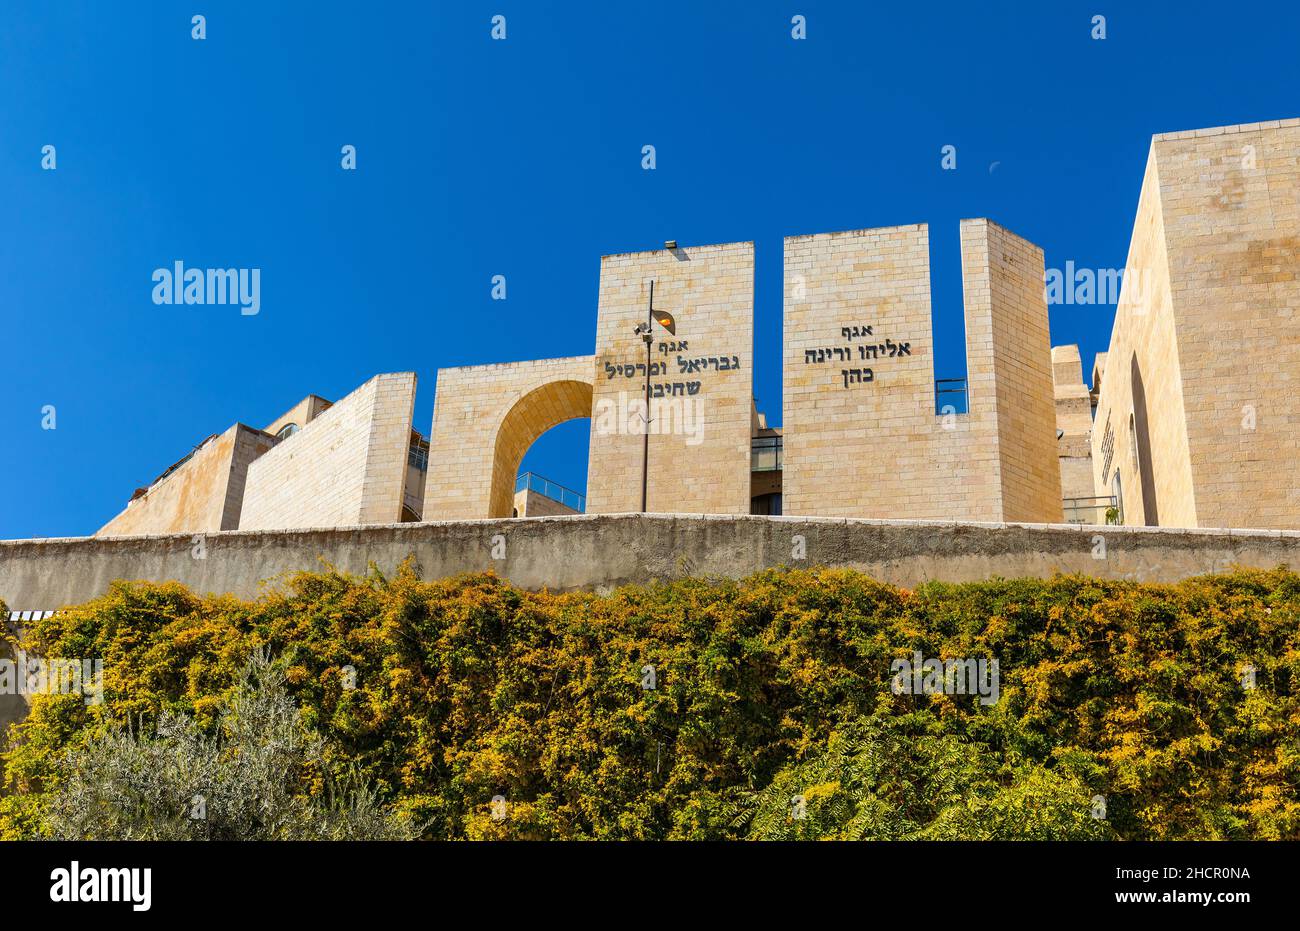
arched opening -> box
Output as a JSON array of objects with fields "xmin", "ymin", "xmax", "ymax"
[
  {"xmin": 1129, "ymin": 355, "xmax": 1160, "ymax": 526},
  {"xmin": 488, "ymin": 379, "xmax": 593, "ymax": 518},
  {"xmin": 517, "ymin": 419, "xmax": 590, "ymax": 516}
]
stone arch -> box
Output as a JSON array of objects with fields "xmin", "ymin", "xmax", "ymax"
[
  {"xmin": 488, "ymin": 378, "xmax": 593, "ymax": 518},
  {"xmin": 424, "ymin": 356, "xmax": 596, "ymax": 520}
]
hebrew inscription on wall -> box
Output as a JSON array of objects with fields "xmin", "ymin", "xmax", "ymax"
[
  {"xmin": 801, "ymin": 323, "xmax": 913, "ymax": 389},
  {"xmin": 604, "ymin": 341, "xmax": 745, "ymax": 401}
]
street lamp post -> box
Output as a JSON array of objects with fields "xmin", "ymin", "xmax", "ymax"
[
  {"xmin": 637, "ymin": 281, "xmax": 656, "ymax": 513},
  {"xmin": 635, "ymin": 278, "xmax": 677, "ymax": 513}
]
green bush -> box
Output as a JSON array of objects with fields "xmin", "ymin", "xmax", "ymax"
[
  {"xmin": 43, "ymin": 650, "xmax": 412, "ymax": 840},
  {"xmin": 3, "ymin": 564, "xmax": 1298, "ymax": 840}
]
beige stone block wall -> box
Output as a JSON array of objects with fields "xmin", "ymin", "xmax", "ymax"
[
  {"xmin": 221, "ymin": 427, "xmax": 279, "ymax": 530},
  {"xmin": 263, "ymin": 395, "xmax": 331, "ymax": 438},
  {"xmin": 424, "ymin": 357, "xmax": 595, "ymax": 520},
  {"xmin": 1158, "ymin": 121, "xmax": 1300, "ymax": 529},
  {"xmin": 966, "ymin": 220, "xmax": 1063, "ymax": 522},
  {"xmin": 1091, "ymin": 146, "xmax": 1196, "ymax": 527},
  {"xmin": 97, "ymin": 424, "xmax": 273, "ymax": 537},
  {"xmin": 240, "ymin": 373, "xmax": 417, "ymax": 530},
  {"xmin": 1093, "ymin": 119, "xmax": 1300, "ymax": 530},
  {"xmin": 513, "ymin": 487, "xmax": 579, "ymax": 517},
  {"xmin": 783, "ymin": 220, "xmax": 1059, "ymax": 522},
  {"xmin": 1052, "ymin": 345, "xmax": 1097, "ymax": 506},
  {"xmin": 586, "ymin": 242, "xmax": 754, "ymax": 515}
]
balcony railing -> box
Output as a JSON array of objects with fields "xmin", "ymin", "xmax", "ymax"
[
  {"xmin": 1063, "ymin": 495, "xmax": 1119, "ymax": 525},
  {"xmin": 752, "ymin": 435, "xmax": 783, "ymax": 472},
  {"xmin": 515, "ymin": 472, "xmax": 586, "ymax": 513},
  {"xmin": 935, "ymin": 378, "xmax": 969, "ymax": 415}
]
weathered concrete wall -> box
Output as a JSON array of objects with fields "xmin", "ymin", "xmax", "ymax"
[{"xmin": 4, "ymin": 515, "xmax": 1297, "ymax": 611}]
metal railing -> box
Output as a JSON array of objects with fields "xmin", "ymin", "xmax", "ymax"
[
  {"xmin": 1063, "ymin": 495, "xmax": 1119, "ymax": 525},
  {"xmin": 935, "ymin": 378, "xmax": 969, "ymax": 415},
  {"xmin": 515, "ymin": 472, "xmax": 586, "ymax": 512},
  {"xmin": 752, "ymin": 435, "xmax": 783, "ymax": 472}
]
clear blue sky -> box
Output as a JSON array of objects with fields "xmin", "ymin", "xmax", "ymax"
[{"xmin": 3, "ymin": 1, "xmax": 1297, "ymax": 538}]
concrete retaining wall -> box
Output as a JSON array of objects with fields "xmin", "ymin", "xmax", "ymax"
[{"xmin": 3, "ymin": 514, "xmax": 1299, "ymax": 611}]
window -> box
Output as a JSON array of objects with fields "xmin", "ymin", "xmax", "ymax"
[
  {"xmin": 750, "ymin": 493, "xmax": 783, "ymax": 515},
  {"xmin": 276, "ymin": 423, "xmax": 299, "ymax": 440},
  {"xmin": 751, "ymin": 436, "xmax": 783, "ymax": 472},
  {"xmin": 1128, "ymin": 414, "xmax": 1139, "ymax": 473},
  {"xmin": 1111, "ymin": 471, "xmax": 1124, "ymax": 524}
]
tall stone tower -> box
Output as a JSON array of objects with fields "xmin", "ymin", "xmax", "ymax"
[{"xmin": 782, "ymin": 219, "xmax": 1062, "ymax": 522}]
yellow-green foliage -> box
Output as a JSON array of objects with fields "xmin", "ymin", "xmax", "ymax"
[{"xmin": 3, "ymin": 565, "xmax": 1299, "ymax": 840}]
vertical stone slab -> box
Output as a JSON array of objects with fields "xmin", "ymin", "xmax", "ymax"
[
  {"xmin": 783, "ymin": 225, "xmax": 945, "ymax": 517},
  {"xmin": 964, "ymin": 219, "xmax": 1063, "ymax": 522},
  {"xmin": 1155, "ymin": 122, "xmax": 1300, "ymax": 529},
  {"xmin": 240, "ymin": 373, "xmax": 417, "ymax": 530},
  {"xmin": 586, "ymin": 242, "xmax": 754, "ymax": 515},
  {"xmin": 783, "ymin": 220, "xmax": 1059, "ymax": 522}
]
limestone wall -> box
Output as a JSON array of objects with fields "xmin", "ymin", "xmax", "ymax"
[
  {"xmin": 1158, "ymin": 121, "xmax": 1300, "ymax": 529},
  {"xmin": 974, "ymin": 221, "xmax": 1062, "ymax": 522},
  {"xmin": 240, "ymin": 373, "xmax": 417, "ymax": 530},
  {"xmin": 4, "ymin": 515, "xmax": 1297, "ymax": 611},
  {"xmin": 782, "ymin": 220, "xmax": 1060, "ymax": 522},
  {"xmin": 586, "ymin": 242, "xmax": 754, "ymax": 515},
  {"xmin": 96, "ymin": 424, "xmax": 274, "ymax": 537},
  {"xmin": 1091, "ymin": 146, "xmax": 1194, "ymax": 527},
  {"xmin": 1052, "ymin": 345, "xmax": 1097, "ymax": 507},
  {"xmin": 424, "ymin": 356, "xmax": 595, "ymax": 520},
  {"xmin": 1093, "ymin": 119, "xmax": 1300, "ymax": 530}
]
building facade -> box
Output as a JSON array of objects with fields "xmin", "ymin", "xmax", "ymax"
[
  {"xmin": 782, "ymin": 219, "xmax": 1061, "ymax": 521},
  {"xmin": 97, "ymin": 373, "xmax": 427, "ymax": 536},
  {"xmin": 90, "ymin": 118, "xmax": 1300, "ymax": 538},
  {"xmin": 1091, "ymin": 119, "xmax": 1300, "ymax": 530}
]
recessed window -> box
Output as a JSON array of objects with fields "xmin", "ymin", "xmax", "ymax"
[
  {"xmin": 276, "ymin": 423, "xmax": 299, "ymax": 440},
  {"xmin": 1128, "ymin": 414, "xmax": 1139, "ymax": 473}
]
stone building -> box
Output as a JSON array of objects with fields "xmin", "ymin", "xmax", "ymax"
[
  {"xmin": 97, "ymin": 373, "xmax": 427, "ymax": 536},
  {"xmin": 782, "ymin": 219, "xmax": 1061, "ymax": 522},
  {"xmin": 1053, "ymin": 345, "xmax": 1104, "ymax": 523},
  {"xmin": 1090, "ymin": 119, "xmax": 1300, "ymax": 530},
  {"xmin": 91, "ymin": 117, "xmax": 1300, "ymax": 537},
  {"xmin": 425, "ymin": 220, "xmax": 1064, "ymax": 524}
]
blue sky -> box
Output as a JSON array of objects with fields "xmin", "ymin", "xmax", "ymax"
[{"xmin": 2, "ymin": 1, "xmax": 1297, "ymax": 538}]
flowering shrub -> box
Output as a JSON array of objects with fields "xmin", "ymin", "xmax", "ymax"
[{"xmin": 3, "ymin": 564, "xmax": 1298, "ymax": 840}]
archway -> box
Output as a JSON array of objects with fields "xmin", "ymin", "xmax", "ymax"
[
  {"xmin": 424, "ymin": 356, "xmax": 597, "ymax": 521},
  {"xmin": 1129, "ymin": 354, "xmax": 1159, "ymax": 526},
  {"xmin": 488, "ymin": 379, "xmax": 593, "ymax": 518}
]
